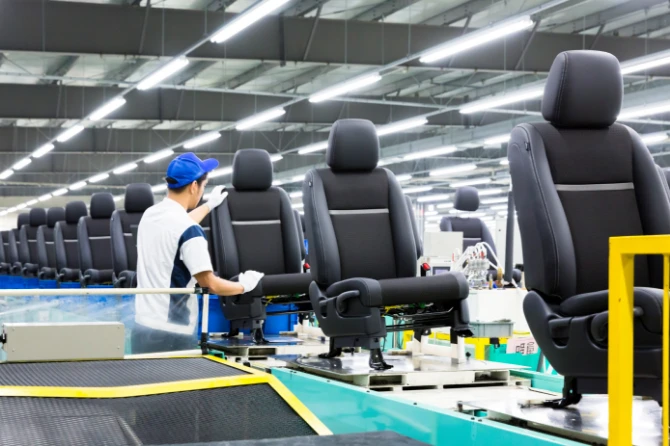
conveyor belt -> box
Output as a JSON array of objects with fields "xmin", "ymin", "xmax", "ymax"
[
  {"xmin": 0, "ymin": 357, "xmax": 246, "ymax": 387},
  {"xmin": 171, "ymin": 431, "xmax": 429, "ymax": 445}
]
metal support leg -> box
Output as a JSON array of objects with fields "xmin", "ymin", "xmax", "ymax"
[
  {"xmin": 369, "ymin": 348, "xmax": 392, "ymax": 371},
  {"xmin": 200, "ymin": 293, "xmax": 209, "ymax": 354},
  {"xmin": 451, "ymin": 327, "xmax": 466, "ymax": 364},
  {"xmin": 543, "ymin": 376, "xmax": 582, "ymax": 408}
]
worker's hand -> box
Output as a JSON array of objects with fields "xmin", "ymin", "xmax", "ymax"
[
  {"xmin": 238, "ymin": 270, "xmax": 264, "ymax": 293},
  {"xmin": 206, "ymin": 185, "xmax": 228, "ymax": 211}
]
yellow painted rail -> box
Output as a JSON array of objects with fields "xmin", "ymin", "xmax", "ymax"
[{"xmin": 609, "ymin": 235, "xmax": 670, "ymax": 445}]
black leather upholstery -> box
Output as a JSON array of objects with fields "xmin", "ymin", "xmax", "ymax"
[
  {"xmin": 36, "ymin": 207, "xmax": 65, "ymax": 279},
  {"xmin": 453, "ymin": 187, "xmax": 480, "ymax": 211},
  {"xmin": 404, "ymin": 196, "xmax": 422, "ymax": 259},
  {"xmin": 542, "ymin": 50, "xmax": 622, "ymax": 129},
  {"xmin": 9, "ymin": 214, "xmax": 28, "ymax": 275},
  {"xmin": 326, "ymin": 119, "xmax": 379, "ymax": 172},
  {"xmin": 19, "ymin": 208, "xmax": 47, "ymax": 277},
  {"xmin": 111, "ymin": 184, "xmax": 153, "ymax": 287},
  {"xmin": 54, "ymin": 201, "xmax": 87, "ymax": 282},
  {"xmin": 294, "ymin": 209, "xmax": 306, "ymax": 261},
  {"xmin": 232, "ymin": 149, "xmax": 273, "ymax": 191},
  {"xmin": 78, "ymin": 193, "xmax": 116, "ymax": 286},
  {"xmin": 509, "ymin": 50, "xmax": 670, "ymax": 402},
  {"xmin": 0, "ymin": 231, "xmax": 8, "ymax": 274}
]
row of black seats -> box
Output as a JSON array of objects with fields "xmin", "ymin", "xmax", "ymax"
[{"xmin": 0, "ymin": 186, "xmax": 155, "ymax": 287}]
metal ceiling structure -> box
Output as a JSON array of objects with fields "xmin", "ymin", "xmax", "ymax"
[{"xmin": 1, "ymin": 0, "xmax": 670, "ymax": 224}]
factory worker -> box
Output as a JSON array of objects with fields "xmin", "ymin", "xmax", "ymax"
[{"xmin": 132, "ymin": 152, "xmax": 263, "ymax": 353}]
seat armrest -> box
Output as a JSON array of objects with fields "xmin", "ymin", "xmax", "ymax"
[
  {"xmin": 0, "ymin": 262, "xmax": 10, "ymax": 274},
  {"xmin": 326, "ymin": 278, "xmax": 382, "ymax": 308},
  {"xmin": 82, "ymin": 269, "xmax": 115, "ymax": 286},
  {"xmin": 11, "ymin": 262, "xmax": 22, "ymax": 275},
  {"xmin": 22, "ymin": 263, "xmax": 39, "ymax": 277},
  {"xmin": 114, "ymin": 270, "xmax": 137, "ymax": 288},
  {"xmin": 38, "ymin": 267, "xmax": 57, "ymax": 280},
  {"xmin": 58, "ymin": 268, "xmax": 81, "ymax": 283}
]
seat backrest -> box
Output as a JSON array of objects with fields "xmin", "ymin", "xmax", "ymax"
[
  {"xmin": 440, "ymin": 187, "xmax": 496, "ymax": 262},
  {"xmin": 303, "ymin": 119, "xmax": 417, "ymax": 286},
  {"xmin": 6, "ymin": 214, "xmax": 26, "ymax": 264},
  {"xmin": 19, "ymin": 208, "xmax": 47, "ymax": 264},
  {"xmin": 78, "ymin": 193, "xmax": 115, "ymax": 272},
  {"xmin": 405, "ymin": 195, "xmax": 422, "ymax": 259},
  {"xmin": 54, "ymin": 201, "xmax": 88, "ymax": 271},
  {"xmin": 199, "ymin": 212, "xmax": 218, "ymax": 272},
  {"xmin": 37, "ymin": 207, "xmax": 65, "ymax": 269},
  {"xmin": 0, "ymin": 231, "xmax": 8, "ymax": 264},
  {"xmin": 111, "ymin": 183, "xmax": 154, "ymax": 276},
  {"xmin": 509, "ymin": 50, "xmax": 670, "ymax": 300},
  {"xmin": 210, "ymin": 149, "xmax": 302, "ymax": 278},
  {"xmin": 293, "ymin": 209, "xmax": 306, "ymax": 261}
]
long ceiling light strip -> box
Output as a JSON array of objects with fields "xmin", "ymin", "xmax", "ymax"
[
  {"xmin": 377, "ymin": 118, "xmax": 428, "ymax": 137},
  {"xmin": 137, "ymin": 58, "xmax": 190, "ymax": 91},
  {"xmin": 403, "ymin": 145, "xmax": 457, "ymax": 161},
  {"xmin": 236, "ymin": 108, "xmax": 286, "ymax": 130},
  {"xmin": 183, "ymin": 132, "xmax": 221, "ymax": 149},
  {"xmin": 309, "ymin": 74, "xmax": 382, "ymax": 103},
  {"xmin": 210, "ymin": 0, "xmax": 292, "ymax": 44},
  {"xmin": 89, "ymin": 98, "xmax": 127, "ymax": 121},
  {"xmin": 460, "ymin": 88, "xmax": 544, "ymax": 114}
]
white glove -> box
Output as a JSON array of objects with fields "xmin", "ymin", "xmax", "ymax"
[
  {"xmin": 206, "ymin": 185, "xmax": 228, "ymax": 211},
  {"xmin": 238, "ymin": 270, "xmax": 264, "ymax": 293}
]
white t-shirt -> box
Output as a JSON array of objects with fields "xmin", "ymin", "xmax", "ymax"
[{"xmin": 135, "ymin": 198, "xmax": 213, "ymax": 334}]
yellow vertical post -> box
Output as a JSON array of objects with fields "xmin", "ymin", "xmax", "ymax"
[
  {"xmin": 608, "ymin": 240, "xmax": 635, "ymax": 446},
  {"xmin": 664, "ymin": 255, "xmax": 669, "ymax": 446}
]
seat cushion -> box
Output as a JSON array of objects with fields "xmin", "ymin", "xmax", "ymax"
[
  {"xmin": 260, "ymin": 273, "xmax": 312, "ymax": 297},
  {"xmin": 378, "ymin": 273, "xmax": 469, "ymax": 307},
  {"xmin": 559, "ymin": 287, "xmax": 662, "ymax": 334}
]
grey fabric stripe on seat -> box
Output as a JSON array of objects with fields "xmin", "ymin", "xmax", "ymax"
[
  {"xmin": 89, "ymin": 236, "xmax": 111, "ymax": 240},
  {"xmin": 329, "ymin": 209, "xmax": 389, "ymax": 215},
  {"xmin": 64, "ymin": 240, "xmax": 78, "ymax": 243},
  {"xmin": 555, "ymin": 183, "xmax": 634, "ymax": 191},
  {"xmin": 231, "ymin": 220, "xmax": 281, "ymax": 226}
]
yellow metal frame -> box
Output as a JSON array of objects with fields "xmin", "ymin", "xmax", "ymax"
[
  {"xmin": 609, "ymin": 235, "xmax": 670, "ymax": 446},
  {"xmin": 0, "ymin": 354, "xmax": 331, "ymax": 436}
]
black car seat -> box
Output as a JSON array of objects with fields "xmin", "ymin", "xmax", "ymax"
[
  {"xmin": 8, "ymin": 214, "xmax": 28, "ymax": 275},
  {"xmin": 78, "ymin": 193, "xmax": 116, "ymax": 286},
  {"xmin": 54, "ymin": 201, "xmax": 88, "ymax": 284},
  {"xmin": 19, "ymin": 208, "xmax": 47, "ymax": 277},
  {"xmin": 36, "ymin": 207, "xmax": 65, "ymax": 280}
]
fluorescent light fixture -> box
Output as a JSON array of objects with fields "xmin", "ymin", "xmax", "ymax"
[
  {"xmin": 56, "ymin": 125, "xmax": 85, "ymax": 143},
  {"xmin": 183, "ymin": 132, "xmax": 221, "ymax": 149},
  {"xmin": 436, "ymin": 203, "xmax": 454, "ymax": 210},
  {"xmin": 479, "ymin": 188, "xmax": 504, "ymax": 196},
  {"xmin": 309, "ymin": 74, "xmax": 382, "ymax": 103},
  {"xmin": 420, "ymin": 16, "xmax": 534, "ymax": 64},
  {"xmin": 449, "ymin": 210, "xmax": 487, "ymax": 218},
  {"xmin": 210, "ymin": 166, "xmax": 233, "ymax": 178},
  {"xmin": 481, "ymin": 216, "xmax": 494, "ymax": 221},
  {"xmin": 52, "ymin": 188, "xmax": 68, "ymax": 197},
  {"xmin": 113, "ymin": 195, "xmax": 124, "ymax": 202},
  {"xmin": 418, "ymin": 194, "xmax": 450, "ymax": 203},
  {"xmin": 7, "ymin": 207, "xmax": 17, "ymax": 213},
  {"xmin": 498, "ymin": 211, "xmax": 508, "ymax": 216},
  {"xmin": 461, "ymin": 88, "xmax": 544, "ymax": 114},
  {"xmin": 137, "ymin": 58, "xmax": 189, "ymax": 90},
  {"xmin": 428, "ymin": 205, "xmax": 435, "ymax": 211},
  {"xmin": 69, "ymin": 181, "xmax": 87, "ymax": 191},
  {"xmin": 618, "ymin": 100, "xmax": 670, "ymax": 120},
  {"xmin": 403, "ymin": 186, "xmax": 433, "ymax": 194},
  {"xmin": 396, "ymin": 174, "xmax": 413, "ymax": 182},
  {"xmin": 403, "ymin": 145, "xmax": 458, "ymax": 161},
  {"xmin": 0, "ymin": 211, "xmax": 6, "ymax": 216},
  {"xmin": 26, "ymin": 199, "xmax": 38, "ymax": 206},
  {"xmin": 270, "ymin": 154, "xmax": 283, "ymax": 163},
  {"xmin": 290, "ymin": 191, "xmax": 303, "ymax": 198},
  {"xmin": 152, "ymin": 184, "xmax": 168, "ymax": 193},
  {"xmin": 482, "ymin": 197, "xmax": 508, "ymax": 204},
  {"xmin": 144, "ymin": 149, "xmax": 175, "ymax": 164},
  {"xmin": 500, "ymin": 159, "xmax": 510, "ymax": 166},
  {"xmin": 429, "ymin": 163, "xmax": 477, "ymax": 177},
  {"xmin": 424, "ymin": 211, "xmax": 438, "ymax": 216},
  {"xmin": 272, "ymin": 180, "xmax": 284, "ymax": 186},
  {"xmin": 621, "ymin": 54, "xmax": 670, "ymax": 75},
  {"xmin": 378, "ymin": 157, "xmax": 402, "ymax": 167},
  {"xmin": 89, "ymin": 172, "xmax": 110, "ymax": 183},
  {"xmin": 483, "ymin": 134, "xmax": 510, "ymax": 146},
  {"xmin": 113, "ymin": 163, "xmax": 138, "ymax": 175},
  {"xmin": 236, "ymin": 108, "xmax": 286, "ymax": 131},
  {"xmin": 16, "ymin": 203, "xmax": 27, "ymax": 210},
  {"xmin": 89, "ymin": 97, "xmax": 126, "ymax": 121},
  {"xmin": 426, "ymin": 215, "xmax": 444, "ymax": 221},
  {"xmin": 210, "ymin": 0, "xmax": 292, "ymax": 44},
  {"xmin": 291, "ymin": 175, "xmax": 304, "ymax": 183},
  {"xmin": 641, "ymin": 132, "xmax": 669, "ymax": 146},
  {"xmin": 33, "ymin": 143, "xmax": 55, "ymax": 158},
  {"xmin": 0, "ymin": 169, "xmax": 13, "ymax": 180},
  {"xmin": 450, "ymin": 178, "xmax": 491, "ymax": 188},
  {"xmin": 292, "ymin": 203, "xmax": 304, "ymax": 209},
  {"xmin": 38, "ymin": 194, "xmax": 52, "ymax": 202},
  {"xmin": 298, "ymin": 141, "xmax": 328, "ymax": 155},
  {"xmin": 12, "ymin": 158, "xmax": 31, "ymax": 171},
  {"xmin": 489, "ymin": 204, "xmax": 508, "ymax": 210},
  {"xmin": 377, "ymin": 118, "xmax": 428, "ymax": 137}
]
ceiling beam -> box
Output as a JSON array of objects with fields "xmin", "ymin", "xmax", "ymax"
[
  {"xmin": 420, "ymin": 0, "xmax": 504, "ymax": 26},
  {"xmin": 269, "ymin": 65, "xmax": 337, "ymax": 93},
  {"xmin": 3, "ymin": 0, "xmax": 670, "ymax": 74},
  {"xmin": 37, "ymin": 55, "xmax": 79, "ymax": 85},
  {"xmin": 352, "ymin": 0, "xmax": 423, "ymax": 22},
  {"xmin": 545, "ymin": 0, "xmax": 667, "ymax": 33},
  {"xmin": 218, "ymin": 62, "xmax": 279, "ymax": 89}
]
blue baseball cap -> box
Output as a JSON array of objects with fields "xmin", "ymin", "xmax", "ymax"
[{"xmin": 165, "ymin": 152, "xmax": 219, "ymax": 189}]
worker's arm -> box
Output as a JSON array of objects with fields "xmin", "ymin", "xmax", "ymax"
[
  {"xmin": 194, "ymin": 271, "xmax": 244, "ymax": 296},
  {"xmin": 190, "ymin": 186, "xmax": 228, "ymax": 224}
]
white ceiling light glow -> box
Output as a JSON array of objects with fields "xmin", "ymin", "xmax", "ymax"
[
  {"xmin": 377, "ymin": 118, "xmax": 428, "ymax": 137},
  {"xmin": 137, "ymin": 58, "xmax": 189, "ymax": 90},
  {"xmin": 210, "ymin": 0, "xmax": 292, "ymax": 44},
  {"xmin": 183, "ymin": 132, "xmax": 221, "ymax": 149},
  {"xmin": 402, "ymin": 186, "xmax": 433, "ymax": 194},
  {"xmin": 89, "ymin": 173, "xmax": 110, "ymax": 183},
  {"xmin": 52, "ymin": 188, "xmax": 68, "ymax": 197},
  {"xmin": 436, "ymin": 202, "xmax": 453, "ymax": 209},
  {"xmin": 448, "ymin": 211, "xmax": 487, "ymax": 218},
  {"xmin": 479, "ymin": 188, "xmax": 505, "ymax": 196},
  {"xmin": 450, "ymin": 178, "xmax": 491, "ymax": 188},
  {"xmin": 56, "ymin": 125, "xmax": 85, "ymax": 143},
  {"xmin": 395, "ymin": 174, "xmax": 413, "ymax": 182},
  {"xmin": 89, "ymin": 97, "xmax": 127, "ymax": 121},
  {"xmin": 290, "ymin": 191, "xmax": 303, "ymax": 198},
  {"xmin": 236, "ymin": 108, "xmax": 286, "ymax": 131},
  {"xmin": 417, "ymin": 194, "xmax": 451, "ymax": 203},
  {"xmin": 152, "ymin": 184, "xmax": 168, "ymax": 193},
  {"xmin": 403, "ymin": 146, "xmax": 458, "ymax": 161},
  {"xmin": 297, "ymin": 141, "xmax": 328, "ymax": 155},
  {"xmin": 483, "ymin": 134, "xmax": 511, "ymax": 146},
  {"xmin": 420, "ymin": 16, "xmax": 534, "ymax": 64},
  {"xmin": 38, "ymin": 194, "xmax": 52, "ymax": 202},
  {"xmin": 309, "ymin": 74, "xmax": 382, "ymax": 103},
  {"xmin": 619, "ymin": 100, "xmax": 670, "ymax": 120},
  {"xmin": 209, "ymin": 166, "xmax": 233, "ymax": 179},
  {"xmin": 12, "ymin": 158, "xmax": 31, "ymax": 171},
  {"xmin": 500, "ymin": 159, "xmax": 510, "ymax": 166},
  {"xmin": 641, "ymin": 132, "xmax": 669, "ymax": 146},
  {"xmin": 113, "ymin": 163, "xmax": 138, "ymax": 175},
  {"xmin": 270, "ymin": 154, "xmax": 283, "ymax": 163},
  {"xmin": 460, "ymin": 88, "xmax": 544, "ymax": 114},
  {"xmin": 16, "ymin": 203, "xmax": 27, "ymax": 210},
  {"xmin": 33, "ymin": 143, "xmax": 55, "ymax": 158},
  {"xmin": 26, "ymin": 199, "xmax": 38, "ymax": 206},
  {"xmin": 621, "ymin": 52, "xmax": 670, "ymax": 75},
  {"xmin": 144, "ymin": 149, "xmax": 175, "ymax": 164},
  {"xmin": 482, "ymin": 197, "xmax": 508, "ymax": 204},
  {"xmin": 69, "ymin": 181, "xmax": 87, "ymax": 191},
  {"xmin": 0, "ymin": 169, "xmax": 13, "ymax": 180},
  {"xmin": 429, "ymin": 163, "xmax": 477, "ymax": 177}
]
